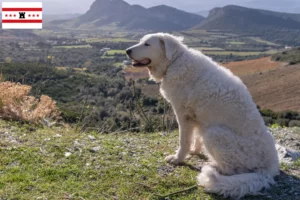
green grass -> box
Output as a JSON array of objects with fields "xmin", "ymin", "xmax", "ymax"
[
  {"xmin": 271, "ymin": 48, "xmax": 300, "ymax": 64},
  {"xmin": 106, "ymin": 50, "xmax": 126, "ymax": 56},
  {"xmin": 227, "ymin": 41, "xmax": 246, "ymax": 45},
  {"xmin": 53, "ymin": 44, "xmax": 92, "ymax": 49},
  {"xmin": 194, "ymin": 47, "xmax": 224, "ymax": 51},
  {"xmin": 113, "ymin": 62, "xmax": 124, "ymax": 67},
  {"xmin": 248, "ymin": 37, "xmax": 280, "ymax": 46},
  {"xmin": 85, "ymin": 38, "xmax": 137, "ymax": 43},
  {"xmin": 0, "ymin": 120, "xmax": 299, "ymax": 199},
  {"xmin": 0, "ymin": 121, "xmax": 215, "ymax": 200}
]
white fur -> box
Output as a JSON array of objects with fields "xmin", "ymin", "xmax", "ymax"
[{"xmin": 127, "ymin": 33, "xmax": 280, "ymax": 199}]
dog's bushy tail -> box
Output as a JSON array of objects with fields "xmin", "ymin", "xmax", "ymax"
[{"xmin": 197, "ymin": 165, "xmax": 276, "ymax": 199}]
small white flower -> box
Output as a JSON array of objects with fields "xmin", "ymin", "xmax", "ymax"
[{"xmin": 65, "ymin": 152, "xmax": 72, "ymax": 157}]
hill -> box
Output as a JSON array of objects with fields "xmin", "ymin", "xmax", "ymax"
[
  {"xmin": 53, "ymin": 0, "xmax": 204, "ymax": 31},
  {"xmin": 194, "ymin": 5, "xmax": 300, "ymax": 45},
  {"xmin": 272, "ymin": 47, "xmax": 300, "ymax": 65},
  {"xmin": 242, "ymin": 63, "xmax": 300, "ymax": 112}
]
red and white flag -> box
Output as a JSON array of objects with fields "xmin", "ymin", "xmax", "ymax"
[{"xmin": 2, "ymin": 2, "xmax": 42, "ymax": 29}]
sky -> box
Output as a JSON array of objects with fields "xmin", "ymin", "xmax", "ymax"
[{"xmin": 2, "ymin": 0, "xmax": 300, "ymax": 15}]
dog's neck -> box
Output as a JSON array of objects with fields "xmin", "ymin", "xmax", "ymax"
[
  {"xmin": 147, "ymin": 51, "xmax": 184, "ymax": 83},
  {"xmin": 166, "ymin": 51, "xmax": 184, "ymax": 69}
]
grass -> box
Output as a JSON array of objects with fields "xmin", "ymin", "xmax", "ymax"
[
  {"xmin": 227, "ymin": 41, "xmax": 246, "ymax": 45},
  {"xmin": 195, "ymin": 47, "xmax": 224, "ymax": 51},
  {"xmin": 85, "ymin": 38, "xmax": 137, "ymax": 43},
  {"xmin": 53, "ymin": 45, "xmax": 92, "ymax": 49},
  {"xmin": 0, "ymin": 120, "xmax": 299, "ymax": 199},
  {"xmin": 248, "ymin": 37, "xmax": 280, "ymax": 46},
  {"xmin": 106, "ymin": 50, "xmax": 126, "ymax": 56},
  {"xmin": 0, "ymin": 121, "xmax": 211, "ymax": 200},
  {"xmin": 271, "ymin": 48, "xmax": 300, "ymax": 64},
  {"xmin": 113, "ymin": 62, "xmax": 124, "ymax": 67}
]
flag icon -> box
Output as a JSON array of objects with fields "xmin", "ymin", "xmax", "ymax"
[{"xmin": 2, "ymin": 2, "xmax": 42, "ymax": 29}]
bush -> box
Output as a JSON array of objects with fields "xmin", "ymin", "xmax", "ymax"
[
  {"xmin": 263, "ymin": 116, "xmax": 273, "ymax": 125},
  {"xmin": 278, "ymin": 111, "xmax": 298, "ymax": 120},
  {"xmin": 288, "ymin": 120, "xmax": 300, "ymax": 127},
  {"xmin": 143, "ymin": 96, "xmax": 158, "ymax": 106},
  {"xmin": 274, "ymin": 118, "xmax": 290, "ymax": 127},
  {"xmin": 260, "ymin": 109, "xmax": 277, "ymax": 119},
  {"xmin": 0, "ymin": 81, "xmax": 60, "ymax": 123}
]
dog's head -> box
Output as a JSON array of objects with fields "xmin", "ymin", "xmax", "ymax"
[{"xmin": 126, "ymin": 33, "xmax": 184, "ymax": 82}]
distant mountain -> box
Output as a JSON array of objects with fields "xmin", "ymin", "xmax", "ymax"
[
  {"xmin": 244, "ymin": 0, "xmax": 300, "ymax": 14},
  {"xmin": 194, "ymin": 5, "xmax": 300, "ymax": 45},
  {"xmin": 54, "ymin": 0, "xmax": 204, "ymax": 31}
]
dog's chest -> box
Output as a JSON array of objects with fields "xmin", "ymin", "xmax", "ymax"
[{"xmin": 160, "ymin": 81, "xmax": 188, "ymax": 105}]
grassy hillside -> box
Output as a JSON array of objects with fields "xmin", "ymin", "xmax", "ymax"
[
  {"xmin": 272, "ymin": 47, "xmax": 300, "ymax": 65},
  {"xmin": 0, "ymin": 120, "xmax": 300, "ymax": 199}
]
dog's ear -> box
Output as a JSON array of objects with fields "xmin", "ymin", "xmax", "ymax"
[{"xmin": 160, "ymin": 35, "xmax": 184, "ymax": 61}]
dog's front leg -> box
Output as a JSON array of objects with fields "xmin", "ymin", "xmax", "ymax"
[{"xmin": 165, "ymin": 115, "xmax": 194, "ymax": 165}]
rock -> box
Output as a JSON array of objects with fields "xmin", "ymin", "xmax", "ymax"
[
  {"xmin": 88, "ymin": 135, "xmax": 96, "ymax": 140},
  {"xmin": 54, "ymin": 134, "xmax": 62, "ymax": 138},
  {"xmin": 90, "ymin": 146, "xmax": 101, "ymax": 153},
  {"xmin": 276, "ymin": 144, "xmax": 300, "ymax": 164},
  {"xmin": 73, "ymin": 140, "xmax": 82, "ymax": 147}
]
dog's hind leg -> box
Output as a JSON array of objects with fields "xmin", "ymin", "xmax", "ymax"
[
  {"xmin": 198, "ymin": 125, "xmax": 277, "ymax": 199},
  {"xmin": 190, "ymin": 127, "xmax": 203, "ymax": 155},
  {"xmin": 201, "ymin": 125, "xmax": 252, "ymax": 175}
]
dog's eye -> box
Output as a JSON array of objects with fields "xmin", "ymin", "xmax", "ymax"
[{"xmin": 145, "ymin": 43, "xmax": 150, "ymax": 46}]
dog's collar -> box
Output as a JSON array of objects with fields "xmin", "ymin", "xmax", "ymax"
[
  {"xmin": 161, "ymin": 51, "xmax": 184, "ymax": 80},
  {"xmin": 167, "ymin": 51, "xmax": 184, "ymax": 69}
]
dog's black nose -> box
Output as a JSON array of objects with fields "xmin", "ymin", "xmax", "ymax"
[{"xmin": 126, "ymin": 49, "xmax": 132, "ymax": 55}]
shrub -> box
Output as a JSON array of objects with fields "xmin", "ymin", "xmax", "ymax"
[
  {"xmin": 0, "ymin": 81, "xmax": 60, "ymax": 123},
  {"xmin": 263, "ymin": 116, "xmax": 273, "ymax": 125},
  {"xmin": 278, "ymin": 111, "xmax": 298, "ymax": 120},
  {"xmin": 270, "ymin": 123, "xmax": 282, "ymax": 129},
  {"xmin": 274, "ymin": 118, "xmax": 290, "ymax": 127},
  {"xmin": 143, "ymin": 96, "xmax": 158, "ymax": 106},
  {"xmin": 260, "ymin": 109, "xmax": 277, "ymax": 119},
  {"xmin": 288, "ymin": 120, "xmax": 300, "ymax": 127}
]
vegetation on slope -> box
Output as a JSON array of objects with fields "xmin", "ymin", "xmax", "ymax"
[{"xmin": 272, "ymin": 47, "xmax": 300, "ymax": 65}]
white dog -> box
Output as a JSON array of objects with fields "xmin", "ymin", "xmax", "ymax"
[{"xmin": 126, "ymin": 33, "xmax": 279, "ymax": 199}]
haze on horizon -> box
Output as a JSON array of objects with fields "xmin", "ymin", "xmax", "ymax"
[{"xmin": 2, "ymin": 0, "xmax": 300, "ymax": 15}]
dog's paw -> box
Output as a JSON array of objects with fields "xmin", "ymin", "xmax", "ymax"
[{"xmin": 165, "ymin": 154, "xmax": 183, "ymax": 165}]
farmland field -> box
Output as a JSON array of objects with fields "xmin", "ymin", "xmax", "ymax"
[
  {"xmin": 248, "ymin": 37, "xmax": 280, "ymax": 46},
  {"xmin": 53, "ymin": 44, "xmax": 92, "ymax": 49},
  {"xmin": 203, "ymin": 50, "xmax": 279, "ymax": 56},
  {"xmin": 223, "ymin": 57, "xmax": 286, "ymax": 76},
  {"xmin": 85, "ymin": 37, "xmax": 137, "ymax": 43},
  {"xmin": 106, "ymin": 50, "xmax": 126, "ymax": 55}
]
